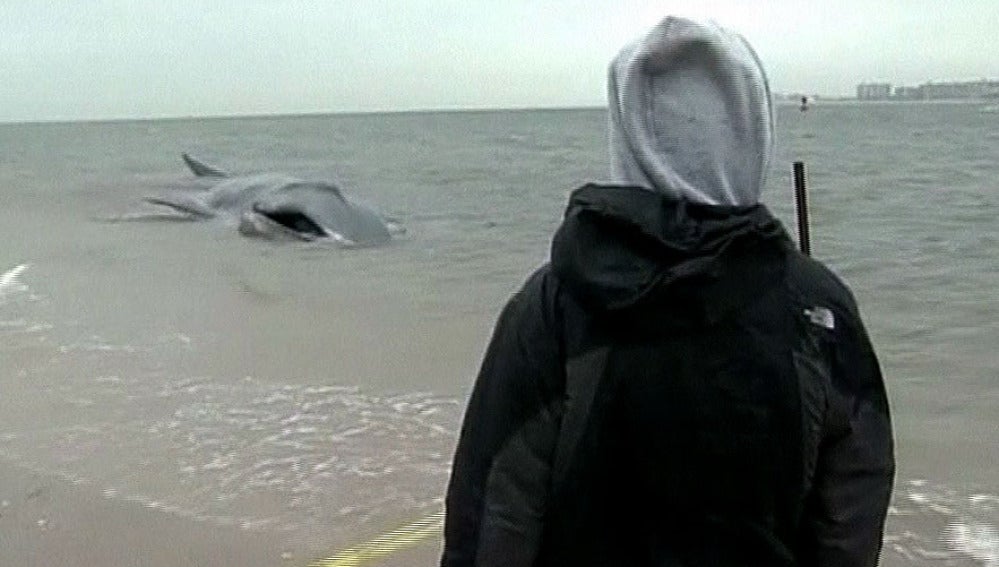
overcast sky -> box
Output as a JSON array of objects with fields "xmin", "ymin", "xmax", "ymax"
[{"xmin": 2, "ymin": 1, "xmax": 997, "ymax": 122}]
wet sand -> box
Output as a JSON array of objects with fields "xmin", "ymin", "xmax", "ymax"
[
  {"xmin": 0, "ymin": 462, "xmax": 296, "ymax": 567},
  {"xmin": 0, "ymin": 459, "xmax": 449, "ymax": 567}
]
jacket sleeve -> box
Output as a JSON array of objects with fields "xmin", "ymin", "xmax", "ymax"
[
  {"xmin": 440, "ymin": 272, "xmax": 563, "ymax": 567},
  {"xmin": 800, "ymin": 308, "xmax": 896, "ymax": 567}
]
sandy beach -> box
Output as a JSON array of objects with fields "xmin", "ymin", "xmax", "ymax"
[
  {"xmin": 0, "ymin": 460, "xmax": 447, "ymax": 567},
  {"xmin": 0, "ymin": 462, "xmax": 297, "ymax": 567}
]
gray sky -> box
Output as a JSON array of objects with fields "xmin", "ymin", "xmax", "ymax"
[{"xmin": 2, "ymin": 0, "xmax": 997, "ymax": 122}]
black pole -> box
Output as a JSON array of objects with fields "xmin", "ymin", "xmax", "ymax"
[{"xmin": 793, "ymin": 161, "xmax": 811, "ymax": 256}]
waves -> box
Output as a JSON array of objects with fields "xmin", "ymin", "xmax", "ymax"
[
  {"xmin": 0, "ymin": 374, "xmax": 461, "ymax": 538},
  {"xmin": 0, "ymin": 263, "xmax": 29, "ymax": 303},
  {"xmin": 885, "ymin": 480, "xmax": 999, "ymax": 566}
]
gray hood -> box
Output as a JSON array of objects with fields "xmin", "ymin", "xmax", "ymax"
[{"xmin": 608, "ymin": 16, "xmax": 774, "ymax": 206}]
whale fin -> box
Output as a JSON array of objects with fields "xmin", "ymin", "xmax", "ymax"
[
  {"xmin": 144, "ymin": 194, "xmax": 217, "ymax": 218},
  {"xmin": 182, "ymin": 153, "xmax": 228, "ymax": 178}
]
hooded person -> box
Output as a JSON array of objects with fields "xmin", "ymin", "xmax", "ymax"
[{"xmin": 441, "ymin": 16, "xmax": 894, "ymax": 567}]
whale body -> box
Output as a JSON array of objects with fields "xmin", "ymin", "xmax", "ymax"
[{"xmin": 143, "ymin": 154, "xmax": 400, "ymax": 247}]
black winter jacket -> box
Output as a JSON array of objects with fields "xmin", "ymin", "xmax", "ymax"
[{"xmin": 441, "ymin": 185, "xmax": 895, "ymax": 567}]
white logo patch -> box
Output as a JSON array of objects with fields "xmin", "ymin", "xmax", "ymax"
[{"xmin": 805, "ymin": 306, "xmax": 835, "ymax": 330}]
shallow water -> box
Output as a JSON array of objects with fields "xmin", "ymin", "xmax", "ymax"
[{"xmin": 1, "ymin": 103, "xmax": 997, "ymax": 563}]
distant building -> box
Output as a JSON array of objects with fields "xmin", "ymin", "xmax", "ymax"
[
  {"xmin": 860, "ymin": 79, "xmax": 999, "ymax": 101},
  {"xmin": 919, "ymin": 80, "xmax": 999, "ymax": 100},
  {"xmin": 894, "ymin": 86, "xmax": 923, "ymax": 100},
  {"xmin": 857, "ymin": 83, "xmax": 892, "ymax": 100}
]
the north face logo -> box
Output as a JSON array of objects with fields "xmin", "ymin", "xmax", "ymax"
[{"xmin": 805, "ymin": 306, "xmax": 835, "ymax": 330}]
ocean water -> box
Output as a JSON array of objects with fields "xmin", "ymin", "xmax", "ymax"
[{"xmin": 0, "ymin": 104, "xmax": 996, "ymax": 564}]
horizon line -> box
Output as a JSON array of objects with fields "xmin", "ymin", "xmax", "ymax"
[
  {"xmin": 0, "ymin": 104, "xmax": 609, "ymax": 127},
  {"xmin": 4, "ymin": 96, "xmax": 987, "ymax": 127}
]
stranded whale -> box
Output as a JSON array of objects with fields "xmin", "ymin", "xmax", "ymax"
[{"xmin": 143, "ymin": 154, "xmax": 401, "ymax": 247}]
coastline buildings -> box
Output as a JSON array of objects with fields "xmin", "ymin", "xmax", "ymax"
[
  {"xmin": 856, "ymin": 79, "xmax": 999, "ymax": 100},
  {"xmin": 857, "ymin": 83, "xmax": 892, "ymax": 100},
  {"xmin": 918, "ymin": 80, "xmax": 999, "ymax": 100}
]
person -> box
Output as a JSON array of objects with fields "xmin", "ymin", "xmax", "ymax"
[{"xmin": 441, "ymin": 15, "xmax": 894, "ymax": 567}]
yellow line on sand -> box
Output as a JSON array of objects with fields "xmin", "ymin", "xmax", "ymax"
[{"xmin": 307, "ymin": 511, "xmax": 444, "ymax": 567}]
